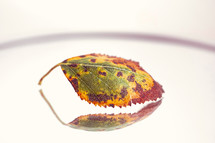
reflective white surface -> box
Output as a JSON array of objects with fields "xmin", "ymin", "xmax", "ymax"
[{"xmin": 0, "ymin": 35, "xmax": 215, "ymax": 143}]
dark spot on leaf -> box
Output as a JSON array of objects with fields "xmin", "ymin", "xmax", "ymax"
[
  {"xmin": 133, "ymin": 81, "xmax": 145, "ymax": 98},
  {"xmin": 112, "ymin": 59, "xmax": 124, "ymax": 64},
  {"xmin": 71, "ymin": 118, "xmax": 79, "ymax": 125},
  {"xmin": 88, "ymin": 94, "xmax": 111, "ymax": 103},
  {"xmin": 139, "ymin": 67, "xmax": 146, "ymax": 72},
  {"xmin": 127, "ymin": 74, "xmax": 135, "ymax": 82},
  {"xmin": 109, "ymin": 104, "xmax": 115, "ymax": 108},
  {"xmin": 126, "ymin": 65, "xmax": 136, "ymax": 72},
  {"xmin": 114, "ymin": 95, "xmax": 117, "ymax": 99},
  {"xmin": 117, "ymin": 72, "xmax": 123, "ymax": 77},
  {"xmin": 77, "ymin": 73, "xmax": 80, "ymax": 77},
  {"xmin": 79, "ymin": 55, "xmax": 86, "ymax": 58},
  {"xmin": 110, "ymin": 94, "xmax": 114, "ymax": 101},
  {"xmin": 87, "ymin": 115, "xmax": 116, "ymax": 122},
  {"xmin": 62, "ymin": 59, "xmax": 68, "ymax": 63},
  {"xmin": 119, "ymin": 118, "xmax": 126, "ymax": 124},
  {"xmin": 129, "ymin": 98, "xmax": 142, "ymax": 105},
  {"xmin": 88, "ymin": 116, "xmax": 108, "ymax": 121},
  {"xmin": 90, "ymin": 53, "xmax": 98, "ymax": 57},
  {"xmin": 128, "ymin": 101, "xmax": 132, "ymax": 106},
  {"xmin": 83, "ymin": 66, "xmax": 88, "ymax": 72},
  {"xmin": 71, "ymin": 78, "xmax": 79, "ymax": 92},
  {"xmin": 142, "ymin": 79, "xmax": 146, "ymax": 82},
  {"xmin": 62, "ymin": 70, "xmax": 66, "ymax": 74},
  {"xmin": 99, "ymin": 71, "xmax": 106, "ymax": 76},
  {"xmin": 70, "ymin": 63, "xmax": 77, "ymax": 67},
  {"xmin": 120, "ymin": 87, "xmax": 128, "ymax": 98},
  {"xmin": 90, "ymin": 59, "xmax": 96, "ymax": 62}
]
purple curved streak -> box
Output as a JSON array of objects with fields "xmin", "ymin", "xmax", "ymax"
[{"xmin": 0, "ymin": 32, "xmax": 215, "ymax": 52}]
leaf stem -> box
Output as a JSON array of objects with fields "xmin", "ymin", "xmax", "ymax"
[
  {"xmin": 39, "ymin": 89, "xmax": 68, "ymax": 126},
  {"xmin": 38, "ymin": 63, "xmax": 78, "ymax": 85},
  {"xmin": 38, "ymin": 64, "xmax": 61, "ymax": 85}
]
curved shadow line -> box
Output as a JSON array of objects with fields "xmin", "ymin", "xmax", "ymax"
[{"xmin": 0, "ymin": 32, "xmax": 215, "ymax": 52}]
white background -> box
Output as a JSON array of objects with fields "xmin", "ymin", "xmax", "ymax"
[
  {"xmin": 0, "ymin": 0, "xmax": 215, "ymax": 44},
  {"xmin": 0, "ymin": 1, "xmax": 215, "ymax": 143}
]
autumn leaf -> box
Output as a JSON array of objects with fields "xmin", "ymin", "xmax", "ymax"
[
  {"xmin": 68, "ymin": 99, "xmax": 162, "ymax": 131},
  {"xmin": 39, "ymin": 53, "xmax": 164, "ymax": 108}
]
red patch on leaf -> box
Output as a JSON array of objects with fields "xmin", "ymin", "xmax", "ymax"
[{"xmin": 131, "ymin": 81, "xmax": 164, "ymax": 104}]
